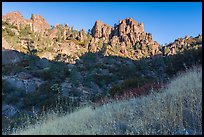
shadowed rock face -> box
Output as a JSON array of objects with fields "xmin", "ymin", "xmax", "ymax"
[
  {"xmin": 2, "ymin": 50, "xmax": 24, "ymax": 65},
  {"xmin": 2, "ymin": 74, "xmax": 44, "ymax": 94}
]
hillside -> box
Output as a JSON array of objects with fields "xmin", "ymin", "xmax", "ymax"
[
  {"xmin": 2, "ymin": 11, "xmax": 202, "ymax": 62},
  {"xmin": 12, "ymin": 66, "xmax": 202, "ymax": 135},
  {"xmin": 2, "ymin": 11, "xmax": 202, "ymax": 135}
]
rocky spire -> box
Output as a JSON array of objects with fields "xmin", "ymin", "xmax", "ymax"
[
  {"xmin": 28, "ymin": 14, "xmax": 50, "ymax": 34},
  {"xmin": 2, "ymin": 11, "xmax": 50, "ymax": 34},
  {"xmin": 91, "ymin": 20, "xmax": 113, "ymax": 39}
]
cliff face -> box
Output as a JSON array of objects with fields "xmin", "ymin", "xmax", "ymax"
[
  {"xmin": 91, "ymin": 20, "xmax": 113, "ymax": 39},
  {"xmin": 90, "ymin": 18, "xmax": 161, "ymax": 59},
  {"xmin": 2, "ymin": 11, "xmax": 28, "ymax": 30},
  {"xmin": 29, "ymin": 14, "xmax": 50, "ymax": 34},
  {"xmin": 2, "ymin": 11, "xmax": 50, "ymax": 34},
  {"xmin": 2, "ymin": 11, "xmax": 202, "ymax": 62}
]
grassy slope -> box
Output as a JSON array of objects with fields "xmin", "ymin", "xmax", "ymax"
[{"xmin": 12, "ymin": 66, "xmax": 202, "ymax": 135}]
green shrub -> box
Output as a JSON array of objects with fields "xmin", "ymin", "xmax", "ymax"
[
  {"xmin": 109, "ymin": 77, "xmax": 152, "ymax": 97},
  {"xmin": 32, "ymin": 62, "xmax": 70, "ymax": 82},
  {"xmin": 164, "ymin": 48, "xmax": 202, "ymax": 77},
  {"xmin": 69, "ymin": 68, "xmax": 81, "ymax": 86},
  {"xmin": 164, "ymin": 47, "xmax": 170, "ymax": 55},
  {"xmin": 93, "ymin": 74, "xmax": 114, "ymax": 88},
  {"xmin": 20, "ymin": 25, "xmax": 32, "ymax": 36}
]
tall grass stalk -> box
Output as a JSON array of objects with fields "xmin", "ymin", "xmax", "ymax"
[{"xmin": 11, "ymin": 66, "xmax": 202, "ymax": 135}]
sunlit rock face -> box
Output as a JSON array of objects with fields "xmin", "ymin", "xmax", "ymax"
[
  {"xmin": 91, "ymin": 18, "xmax": 161, "ymax": 58},
  {"xmin": 2, "ymin": 11, "xmax": 50, "ymax": 34}
]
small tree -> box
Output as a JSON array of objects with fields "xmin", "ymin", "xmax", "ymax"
[
  {"xmin": 87, "ymin": 29, "xmax": 91, "ymax": 35},
  {"xmin": 31, "ymin": 14, "xmax": 34, "ymax": 20},
  {"xmin": 164, "ymin": 47, "xmax": 170, "ymax": 55}
]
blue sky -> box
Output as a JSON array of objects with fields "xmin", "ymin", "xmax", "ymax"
[{"xmin": 2, "ymin": 2, "xmax": 202, "ymax": 45}]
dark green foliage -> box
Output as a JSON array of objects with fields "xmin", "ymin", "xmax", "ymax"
[
  {"xmin": 54, "ymin": 53, "xmax": 72, "ymax": 63},
  {"xmin": 80, "ymin": 52, "xmax": 97, "ymax": 68},
  {"xmin": 2, "ymin": 64, "xmax": 23, "ymax": 75},
  {"xmin": 32, "ymin": 62, "xmax": 70, "ymax": 82},
  {"xmin": 93, "ymin": 74, "xmax": 115, "ymax": 88},
  {"xmin": 164, "ymin": 47, "xmax": 170, "ymax": 55},
  {"xmin": 2, "ymin": 20, "xmax": 18, "ymax": 30},
  {"xmin": 25, "ymin": 55, "xmax": 39, "ymax": 69},
  {"xmin": 165, "ymin": 48, "xmax": 202, "ymax": 77},
  {"xmin": 135, "ymin": 59, "xmax": 150, "ymax": 75},
  {"xmin": 23, "ymin": 39, "xmax": 37, "ymax": 56},
  {"xmin": 109, "ymin": 77, "xmax": 153, "ymax": 97},
  {"xmin": 82, "ymin": 52, "xmax": 97, "ymax": 62},
  {"xmin": 69, "ymin": 68, "xmax": 81, "ymax": 86},
  {"xmin": 20, "ymin": 25, "xmax": 32, "ymax": 36},
  {"xmin": 90, "ymin": 92, "xmax": 106, "ymax": 103},
  {"xmin": 31, "ymin": 14, "xmax": 34, "ymax": 20},
  {"xmin": 149, "ymin": 56, "xmax": 166, "ymax": 82},
  {"xmin": 3, "ymin": 27, "xmax": 16, "ymax": 36},
  {"xmin": 2, "ymin": 80, "xmax": 26, "ymax": 105}
]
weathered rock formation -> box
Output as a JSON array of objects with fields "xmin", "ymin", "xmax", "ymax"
[
  {"xmin": 2, "ymin": 11, "xmax": 50, "ymax": 34},
  {"xmin": 91, "ymin": 18, "xmax": 161, "ymax": 59},
  {"xmin": 2, "ymin": 11, "xmax": 28, "ymax": 30},
  {"xmin": 2, "ymin": 11, "xmax": 202, "ymax": 62},
  {"xmin": 29, "ymin": 14, "xmax": 50, "ymax": 34},
  {"xmin": 163, "ymin": 35, "xmax": 202, "ymax": 56},
  {"xmin": 91, "ymin": 20, "xmax": 113, "ymax": 39}
]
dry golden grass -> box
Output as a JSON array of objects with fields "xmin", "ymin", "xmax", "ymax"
[{"xmin": 11, "ymin": 66, "xmax": 202, "ymax": 135}]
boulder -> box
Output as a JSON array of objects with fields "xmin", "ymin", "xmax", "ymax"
[
  {"xmin": 2, "ymin": 50, "xmax": 24, "ymax": 65},
  {"xmin": 2, "ymin": 105, "xmax": 18, "ymax": 117},
  {"xmin": 2, "ymin": 75, "xmax": 44, "ymax": 93},
  {"xmin": 17, "ymin": 72, "xmax": 32, "ymax": 80},
  {"xmin": 35, "ymin": 58, "xmax": 51, "ymax": 69},
  {"xmin": 61, "ymin": 81, "xmax": 73, "ymax": 97}
]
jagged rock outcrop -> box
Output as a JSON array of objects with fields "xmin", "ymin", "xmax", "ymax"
[
  {"xmin": 117, "ymin": 18, "xmax": 144, "ymax": 36},
  {"xmin": 2, "ymin": 11, "xmax": 28, "ymax": 30},
  {"xmin": 163, "ymin": 35, "xmax": 202, "ymax": 56},
  {"xmin": 78, "ymin": 29, "xmax": 87, "ymax": 41},
  {"xmin": 90, "ymin": 18, "xmax": 161, "ymax": 59},
  {"xmin": 46, "ymin": 28, "xmax": 58, "ymax": 40},
  {"xmin": 2, "ymin": 11, "xmax": 50, "ymax": 34},
  {"xmin": 91, "ymin": 20, "xmax": 113, "ymax": 39},
  {"xmin": 28, "ymin": 14, "xmax": 50, "ymax": 34},
  {"xmin": 2, "ymin": 11, "xmax": 202, "ymax": 62}
]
